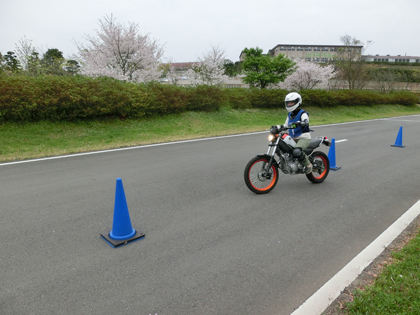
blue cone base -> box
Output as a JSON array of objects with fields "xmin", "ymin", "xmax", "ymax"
[
  {"xmin": 330, "ymin": 166, "xmax": 342, "ymax": 171},
  {"xmin": 110, "ymin": 228, "xmax": 136, "ymax": 240},
  {"xmin": 101, "ymin": 230, "xmax": 145, "ymax": 248},
  {"xmin": 391, "ymin": 144, "xmax": 405, "ymax": 148}
]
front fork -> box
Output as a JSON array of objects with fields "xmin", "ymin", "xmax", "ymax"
[{"xmin": 261, "ymin": 139, "xmax": 280, "ymax": 179}]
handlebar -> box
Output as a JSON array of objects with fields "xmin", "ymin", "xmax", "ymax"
[
  {"xmin": 270, "ymin": 124, "xmax": 297, "ymax": 134},
  {"xmin": 269, "ymin": 125, "xmax": 331, "ymax": 146},
  {"xmin": 271, "ymin": 121, "xmax": 307, "ymax": 134}
]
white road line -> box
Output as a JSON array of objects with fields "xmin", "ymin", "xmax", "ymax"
[
  {"xmin": 335, "ymin": 139, "xmax": 348, "ymax": 143},
  {"xmin": 312, "ymin": 113, "xmax": 420, "ymax": 128},
  {"xmin": 0, "ymin": 132, "xmax": 264, "ymax": 166},
  {"xmin": 384, "ymin": 119, "xmax": 420, "ymax": 123},
  {"xmin": 290, "ymin": 199, "xmax": 420, "ymax": 315},
  {"xmin": 1, "ymin": 113, "xmax": 417, "ymax": 166},
  {"xmin": 1, "ymin": 133, "xmax": 347, "ymax": 167}
]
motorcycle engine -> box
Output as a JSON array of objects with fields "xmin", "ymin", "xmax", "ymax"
[{"xmin": 284, "ymin": 153, "xmax": 304, "ymax": 174}]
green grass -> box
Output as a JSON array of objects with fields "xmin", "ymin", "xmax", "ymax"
[
  {"xmin": 344, "ymin": 232, "xmax": 420, "ymax": 314},
  {"xmin": 1, "ymin": 104, "xmax": 420, "ymax": 162}
]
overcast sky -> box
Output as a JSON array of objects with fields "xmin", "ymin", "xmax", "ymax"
[{"xmin": 1, "ymin": 0, "xmax": 419, "ymax": 62}]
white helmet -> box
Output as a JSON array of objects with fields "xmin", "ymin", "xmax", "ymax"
[{"xmin": 285, "ymin": 92, "xmax": 302, "ymax": 112}]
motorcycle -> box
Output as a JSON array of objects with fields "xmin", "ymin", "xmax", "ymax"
[{"xmin": 244, "ymin": 124, "xmax": 331, "ymax": 194}]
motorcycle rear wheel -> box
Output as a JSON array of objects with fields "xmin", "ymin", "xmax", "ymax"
[
  {"xmin": 306, "ymin": 151, "xmax": 329, "ymax": 183},
  {"xmin": 244, "ymin": 156, "xmax": 279, "ymax": 194}
]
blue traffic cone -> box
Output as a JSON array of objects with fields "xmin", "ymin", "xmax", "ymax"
[
  {"xmin": 391, "ymin": 126, "xmax": 405, "ymax": 148},
  {"xmin": 328, "ymin": 138, "xmax": 341, "ymax": 171},
  {"xmin": 101, "ymin": 178, "xmax": 145, "ymax": 248}
]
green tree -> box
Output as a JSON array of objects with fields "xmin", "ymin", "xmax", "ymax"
[
  {"xmin": 0, "ymin": 51, "xmax": 22, "ymax": 73},
  {"xmin": 63, "ymin": 59, "xmax": 80, "ymax": 75},
  {"xmin": 0, "ymin": 53, "xmax": 6, "ymax": 76},
  {"xmin": 241, "ymin": 47, "xmax": 296, "ymax": 89},
  {"xmin": 223, "ymin": 60, "xmax": 242, "ymax": 77},
  {"xmin": 43, "ymin": 48, "xmax": 64, "ymax": 65},
  {"xmin": 27, "ymin": 51, "xmax": 44, "ymax": 76},
  {"xmin": 42, "ymin": 48, "xmax": 66, "ymax": 75}
]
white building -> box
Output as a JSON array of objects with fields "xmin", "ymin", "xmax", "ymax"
[{"xmin": 362, "ymin": 55, "xmax": 420, "ymax": 63}]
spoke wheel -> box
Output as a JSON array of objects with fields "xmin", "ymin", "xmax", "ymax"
[
  {"xmin": 306, "ymin": 151, "xmax": 329, "ymax": 183},
  {"xmin": 244, "ymin": 156, "xmax": 279, "ymax": 194}
]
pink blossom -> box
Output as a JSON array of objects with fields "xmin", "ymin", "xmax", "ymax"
[
  {"xmin": 76, "ymin": 15, "xmax": 164, "ymax": 83},
  {"xmin": 278, "ymin": 58, "xmax": 335, "ymax": 90}
]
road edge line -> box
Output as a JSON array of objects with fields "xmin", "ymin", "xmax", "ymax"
[{"xmin": 290, "ymin": 198, "xmax": 420, "ymax": 315}]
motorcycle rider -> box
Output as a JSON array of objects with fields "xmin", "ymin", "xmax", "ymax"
[{"xmin": 280, "ymin": 92, "xmax": 312, "ymax": 174}]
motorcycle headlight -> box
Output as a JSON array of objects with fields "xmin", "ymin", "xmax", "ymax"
[{"xmin": 268, "ymin": 134, "xmax": 276, "ymax": 142}]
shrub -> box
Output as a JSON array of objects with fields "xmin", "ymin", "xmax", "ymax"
[
  {"xmin": 141, "ymin": 82, "xmax": 190, "ymax": 116},
  {"xmin": 300, "ymin": 90, "xmax": 418, "ymax": 107},
  {"xmin": 187, "ymin": 85, "xmax": 225, "ymax": 112},
  {"xmin": 223, "ymin": 88, "xmax": 252, "ymax": 109},
  {"xmin": 0, "ymin": 76, "xmax": 150, "ymax": 121},
  {"xmin": 249, "ymin": 89, "xmax": 288, "ymax": 109},
  {"xmin": 0, "ymin": 75, "xmax": 418, "ymax": 122},
  {"xmin": 0, "ymin": 76, "xmax": 36, "ymax": 120},
  {"xmin": 383, "ymin": 91, "xmax": 419, "ymax": 105}
]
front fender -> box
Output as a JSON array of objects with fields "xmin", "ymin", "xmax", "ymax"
[{"xmin": 256, "ymin": 154, "xmax": 273, "ymax": 159}]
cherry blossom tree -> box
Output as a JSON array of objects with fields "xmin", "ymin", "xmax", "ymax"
[
  {"xmin": 76, "ymin": 15, "xmax": 164, "ymax": 82},
  {"xmin": 186, "ymin": 45, "xmax": 229, "ymax": 86},
  {"xmin": 159, "ymin": 61, "xmax": 181, "ymax": 85},
  {"xmin": 166, "ymin": 65, "xmax": 180, "ymax": 85},
  {"xmin": 278, "ymin": 58, "xmax": 335, "ymax": 90}
]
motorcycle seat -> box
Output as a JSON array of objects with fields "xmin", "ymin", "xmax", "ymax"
[{"xmin": 304, "ymin": 139, "xmax": 322, "ymax": 154}]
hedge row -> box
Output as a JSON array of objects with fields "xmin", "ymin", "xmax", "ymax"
[
  {"xmin": 300, "ymin": 89, "xmax": 419, "ymax": 107},
  {"xmin": 0, "ymin": 75, "xmax": 418, "ymax": 121}
]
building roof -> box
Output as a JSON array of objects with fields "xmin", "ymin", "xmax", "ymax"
[
  {"xmin": 170, "ymin": 62, "xmax": 196, "ymax": 68},
  {"xmin": 270, "ymin": 44, "xmax": 363, "ymax": 48},
  {"xmin": 363, "ymin": 54, "xmax": 420, "ymax": 59}
]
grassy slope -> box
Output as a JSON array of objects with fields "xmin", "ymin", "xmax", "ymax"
[{"xmin": 1, "ymin": 105, "xmax": 420, "ymax": 162}]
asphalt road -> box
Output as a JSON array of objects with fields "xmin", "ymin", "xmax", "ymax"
[{"xmin": 1, "ymin": 115, "xmax": 420, "ymax": 315}]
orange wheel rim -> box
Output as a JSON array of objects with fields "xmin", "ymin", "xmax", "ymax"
[
  {"xmin": 313, "ymin": 155, "xmax": 327, "ymax": 179},
  {"xmin": 248, "ymin": 159, "xmax": 277, "ymax": 191}
]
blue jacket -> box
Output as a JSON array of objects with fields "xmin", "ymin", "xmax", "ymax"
[{"xmin": 288, "ymin": 109, "xmax": 310, "ymax": 138}]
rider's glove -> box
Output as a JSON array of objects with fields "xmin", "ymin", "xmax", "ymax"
[{"xmin": 290, "ymin": 121, "xmax": 304, "ymax": 128}]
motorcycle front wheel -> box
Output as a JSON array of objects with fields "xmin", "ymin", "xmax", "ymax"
[
  {"xmin": 244, "ymin": 156, "xmax": 279, "ymax": 194},
  {"xmin": 306, "ymin": 151, "xmax": 329, "ymax": 183}
]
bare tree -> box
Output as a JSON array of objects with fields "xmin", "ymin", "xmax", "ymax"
[
  {"xmin": 186, "ymin": 45, "xmax": 229, "ymax": 86},
  {"xmin": 334, "ymin": 35, "xmax": 371, "ymax": 89},
  {"xmin": 371, "ymin": 68, "xmax": 397, "ymax": 93},
  {"xmin": 14, "ymin": 36, "xmax": 37, "ymax": 71},
  {"xmin": 76, "ymin": 15, "xmax": 164, "ymax": 82}
]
